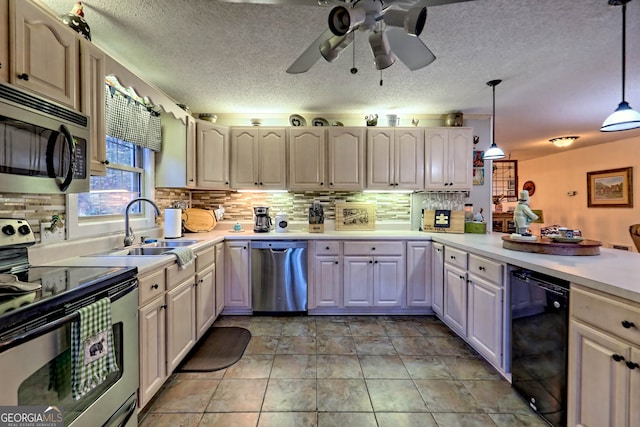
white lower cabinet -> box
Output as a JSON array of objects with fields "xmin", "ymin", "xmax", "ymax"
[
  {"xmin": 431, "ymin": 242, "xmax": 444, "ymax": 316},
  {"xmin": 195, "ymin": 246, "xmax": 216, "ymax": 338},
  {"xmin": 568, "ymin": 285, "xmax": 640, "ymax": 427},
  {"xmin": 406, "ymin": 241, "xmax": 432, "ymax": 307},
  {"xmin": 166, "ymin": 278, "xmax": 197, "ymax": 373},
  {"xmin": 443, "ymin": 263, "xmax": 467, "ymax": 336},
  {"xmin": 467, "ymin": 274, "xmax": 503, "ymax": 366},
  {"xmin": 138, "ymin": 293, "xmax": 166, "ymax": 409},
  {"xmin": 313, "ymin": 241, "xmax": 343, "ymax": 308},
  {"xmin": 224, "ymin": 240, "xmax": 251, "ymax": 313},
  {"xmin": 215, "ymin": 242, "xmax": 225, "ymax": 317}
]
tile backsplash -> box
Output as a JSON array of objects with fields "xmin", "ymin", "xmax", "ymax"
[
  {"xmin": 0, "ymin": 193, "xmax": 66, "ymax": 242},
  {"xmin": 155, "ymin": 189, "xmax": 412, "ymax": 222}
]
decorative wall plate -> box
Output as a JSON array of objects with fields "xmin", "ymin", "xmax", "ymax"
[
  {"xmin": 312, "ymin": 117, "xmax": 329, "ymax": 126},
  {"xmin": 523, "ymin": 180, "xmax": 536, "ymax": 196},
  {"xmin": 289, "ymin": 114, "xmax": 306, "ymax": 127}
]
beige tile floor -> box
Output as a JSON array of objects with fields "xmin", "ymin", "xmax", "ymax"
[{"xmin": 139, "ymin": 315, "xmax": 550, "ymax": 427}]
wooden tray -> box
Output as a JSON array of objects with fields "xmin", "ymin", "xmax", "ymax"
[
  {"xmin": 182, "ymin": 208, "xmax": 217, "ymax": 232},
  {"xmin": 501, "ymin": 235, "xmax": 602, "ymax": 256}
]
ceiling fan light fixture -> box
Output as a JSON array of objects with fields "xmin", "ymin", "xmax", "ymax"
[
  {"xmin": 601, "ymin": 0, "xmax": 640, "ymax": 132},
  {"xmin": 320, "ymin": 33, "xmax": 354, "ymax": 62},
  {"xmin": 328, "ymin": 6, "xmax": 366, "ymax": 36},
  {"xmin": 549, "ymin": 136, "xmax": 579, "ymax": 147},
  {"xmin": 484, "ymin": 79, "xmax": 505, "ymax": 160},
  {"xmin": 382, "ymin": 6, "xmax": 427, "ymax": 36},
  {"xmin": 369, "ymin": 31, "xmax": 396, "ymax": 70}
]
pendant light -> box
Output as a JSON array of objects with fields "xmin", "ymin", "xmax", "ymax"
[
  {"xmin": 601, "ymin": 0, "xmax": 640, "ymax": 132},
  {"xmin": 484, "ymin": 79, "xmax": 506, "ymax": 160}
]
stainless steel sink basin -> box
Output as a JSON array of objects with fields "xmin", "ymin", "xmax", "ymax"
[
  {"xmin": 126, "ymin": 247, "xmax": 174, "ymax": 256},
  {"xmin": 155, "ymin": 239, "xmax": 201, "ymax": 247}
]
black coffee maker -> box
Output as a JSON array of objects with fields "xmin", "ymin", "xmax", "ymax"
[{"xmin": 253, "ymin": 206, "xmax": 272, "ymax": 232}]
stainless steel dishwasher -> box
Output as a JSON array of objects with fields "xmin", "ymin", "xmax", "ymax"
[{"xmin": 251, "ymin": 240, "xmax": 308, "ymax": 313}]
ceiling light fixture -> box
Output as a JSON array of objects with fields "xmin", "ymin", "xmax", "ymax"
[
  {"xmin": 484, "ymin": 79, "xmax": 506, "ymax": 160},
  {"xmin": 549, "ymin": 136, "xmax": 579, "ymax": 147},
  {"xmin": 369, "ymin": 30, "xmax": 396, "ymax": 70},
  {"xmin": 320, "ymin": 33, "xmax": 354, "ymax": 62},
  {"xmin": 601, "ymin": 0, "xmax": 640, "ymax": 132},
  {"xmin": 382, "ymin": 6, "xmax": 427, "ymax": 37}
]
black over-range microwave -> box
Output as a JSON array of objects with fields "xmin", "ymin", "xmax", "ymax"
[{"xmin": 0, "ymin": 82, "xmax": 90, "ymax": 193}]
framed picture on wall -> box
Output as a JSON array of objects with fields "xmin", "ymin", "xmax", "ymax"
[
  {"xmin": 473, "ymin": 151, "xmax": 484, "ymax": 167},
  {"xmin": 587, "ymin": 167, "xmax": 633, "ymax": 208},
  {"xmin": 473, "ymin": 167, "xmax": 484, "ymax": 185}
]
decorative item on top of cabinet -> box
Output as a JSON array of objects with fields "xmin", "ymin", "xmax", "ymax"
[
  {"xmin": 197, "ymin": 120, "xmax": 230, "ymax": 189},
  {"xmin": 425, "ymin": 127, "xmax": 473, "ymax": 190},
  {"xmin": 10, "ymin": 0, "xmax": 80, "ymax": 108},
  {"xmin": 58, "ymin": 1, "xmax": 91, "ymax": 41},
  {"xmin": 367, "ymin": 127, "xmax": 424, "ymax": 190},
  {"xmin": 230, "ymin": 127, "xmax": 286, "ymax": 190}
]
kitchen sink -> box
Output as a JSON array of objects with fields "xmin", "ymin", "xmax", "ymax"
[
  {"xmin": 153, "ymin": 239, "xmax": 201, "ymax": 247},
  {"xmin": 85, "ymin": 239, "xmax": 201, "ymax": 257}
]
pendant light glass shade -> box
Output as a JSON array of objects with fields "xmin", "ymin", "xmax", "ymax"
[
  {"xmin": 601, "ymin": 1, "xmax": 640, "ymax": 132},
  {"xmin": 484, "ymin": 79, "xmax": 505, "ymax": 160}
]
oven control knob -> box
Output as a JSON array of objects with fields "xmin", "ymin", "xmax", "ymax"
[
  {"xmin": 18, "ymin": 224, "xmax": 31, "ymax": 235},
  {"xmin": 2, "ymin": 224, "xmax": 15, "ymax": 235}
]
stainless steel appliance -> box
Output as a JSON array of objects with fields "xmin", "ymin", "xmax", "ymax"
[
  {"xmin": 253, "ymin": 206, "xmax": 272, "ymax": 233},
  {"xmin": 251, "ymin": 240, "xmax": 307, "ymax": 313},
  {"xmin": 0, "ymin": 82, "xmax": 91, "ymax": 193},
  {"xmin": 0, "ymin": 219, "xmax": 138, "ymax": 427},
  {"xmin": 511, "ymin": 268, "xmax": 570, "ymax": 427}
]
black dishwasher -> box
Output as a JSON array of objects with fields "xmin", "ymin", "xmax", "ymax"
[{"xmin": 510, "ymin": 269, "xmax": 570, "ymax": 427}]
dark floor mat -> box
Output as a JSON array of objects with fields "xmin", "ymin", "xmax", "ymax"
[{"xmin": 177, "ymin": 326, "xmax": 251, "ymax": 372}]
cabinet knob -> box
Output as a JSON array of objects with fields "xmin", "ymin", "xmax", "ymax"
[
  {"xmin": 254, "ymin": 182, "xmax": 258, "ymax": 185},
  {"xmin": 320, "ymin": 182, "xmax": 324, "ymax": 186},
  {"xmin": 459, "ymin": 275, "xmax": 465, "ymax": 279},
  {"xmin": 101, "ymin": 159, "xmax": 110, "ymax": 165},
  {"xmin": 151, "ymin": 284, "xmax": 159, "ymax": 290},
  {"xmin": 374, "ymin": 260, "xmax": 378, "ymax": 264},
  {"xmin": 17, "ymin": 72, "xmax": 29, "ymax": 81},
  {"xmin": 450, "ymin": 255, "xmax": 456, "ymax": 260},
  {"xmin": 389, "ymin": 183, "xmax": 394, "ymax": 186},
  {"xmin": 479, "ymin": 266, "xmax": 485, "ymax": 271},
  {"xmin": 334, "ymin": 261, "xmax": 338, "ymax": 264},
  {"xmin": 371, "ymin": 247, "xmax": 376, "ymax": 251},
  {"xmin": 259, "ymin": 182, "xmax": 263, "ymax": 185},
  {"xmin": 330, "ymin": 182, "xmax": 333, "ymax": 186},
  {"xmin": 612, "ymin": 354, "xmax": 625, "ymax": 362},
  {"xmin": 622, "ymin": 320, "xmax": 635, "ymax": 329},
  {"xmin": 161, "ymin": 304, "xmax": 167, "ymax": 309},
  {"xmin": 369, "ymin": 260, "xmax": 373, "ymax": 264},
  {"xmin": 626, "ymin": 361, "xmax": 639, "ymax": 370}
]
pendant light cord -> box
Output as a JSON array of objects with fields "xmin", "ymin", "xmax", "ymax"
[
  {"xmin": 621, "ymin": 2, "xmax": 627, "ymax": 101},
  {"xmin": 492, "ymin": 83, "xmax": 496, "ymax": 143}
]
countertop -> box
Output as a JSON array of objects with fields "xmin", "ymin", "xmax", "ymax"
[{"xmin": 41, "ymin": 227, "xmax": 640, "ymax": 303}]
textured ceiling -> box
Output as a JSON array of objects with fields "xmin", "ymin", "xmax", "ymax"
[{"xmin": 38, "ymin": 0, "xmax": 640, "ymax": 161}]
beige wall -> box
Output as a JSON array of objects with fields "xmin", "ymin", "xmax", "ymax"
[{"xmin": 518, "ymin": 135, "xmax": 640, "ymax": 251}]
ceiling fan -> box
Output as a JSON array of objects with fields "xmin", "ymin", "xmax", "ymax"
[{"xmin": 284, "ymin": 0, "xmax": 475, "ymax": 74}]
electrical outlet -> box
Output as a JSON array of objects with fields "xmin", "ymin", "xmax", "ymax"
[{"xmin": 41, "ymin": 222, "xmax": 65, "ymax": 243}]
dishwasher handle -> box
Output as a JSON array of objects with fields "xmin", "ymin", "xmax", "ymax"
[{"xmin": 251, "ymin": 240, "xmax": 307, "ymax": 250}]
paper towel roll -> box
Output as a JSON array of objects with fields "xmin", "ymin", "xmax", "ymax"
[{"xmin": 164, "ymin": 209, "xmax": 182, "ymax": 238}]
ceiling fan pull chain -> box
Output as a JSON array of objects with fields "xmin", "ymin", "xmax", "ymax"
[
  {"xmin": 380, "ymin": 69, "xmax": 383, "ymax": 86},
  {"xmin": 350, "ymin": 32, "xmax": 358, "ymax": 74}
]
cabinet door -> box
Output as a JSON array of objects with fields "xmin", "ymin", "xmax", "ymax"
[
  {"xmin": 314, "ymin": 256, "xmax": 342, "ymax": 307},
  {"xmin": 373, "ymin": 256, "xmax": 405, "ymax": 307},
  {"xmin": 156, "ymin": 113, "xmax": 191, "ymax": 188},
  {"xmin": 406, "ymin": 241, "xmax": 432, "ymax": 307},
  {"xmin": 195, "ymin": 265, "xmax": 215, "ymax": 339},
  {"xmin": 630, "ymin": 347, "xmax": 640, "ymax": 427},
  {"xmin": 258, "ymin": 128, "xmax": 287, "ymax": 189},
  {"xmin": 467, "ymin": 275, "xmax": 503, "ymax": 367},
  {"xmin": 443, "ymin": 264, "xmax": 467, "ymax": 336},
  {"xmin": 446, "ymin": 127, "xmax": 472, "ymax": 189},
  {"xmin": 395, "ymin": 128, "xmax": 424, "ymax": 190},
  {"xmin": 327, "ymin": 127, "xmax": 365, "ymax": 190},
  {"xmin": 230, "ymin": 127, "xmax": 259, "ymax": 189},
  {"xmin": 215, "ymin": 243, "xmax": 225, "ymax": 317},
  {"xmin": 0, "ymin": 0, "xmax": 8, "ymax": 83},
  {"xmin": 197, "ymin": 121, "xmax": 229, "ymax": 189},
  {"xmin": 138, "ymin": 295, "xmax": 166, "ymax": 409},
  {"xmin": 224, "ymin": 241, "xmax": 251, "ymax": 310},
  {"xmin": 288, "ymin": 128, "xmax": 326, "ymax": 190},
  {"xmin": 424, "ymin": 128, "xmax": 448, "ymax": 189},
  {"xmin": 80, "ymin": 40, "xmax": 106, "ymax": 176},
  {"xmin": 567, "ymin": 319, "xmax": 629, "ymax": 427},
  {"xmin": 431, "ymin": 243, "xmax": 444, "ymax": 316},
  {"xmin": 11, "ymin": 0, "xmax": 79, "ymax": 108},
  {"xmin": 166, "ymin": 279, "xmax": 197, "ymax": 373},
  {"xmin": 366, "ymin": 128, "xmax": 394, "ymax": 189},
  {"xmin": 343, "ymin": 256, "xmax": 373, "ymax": 307}
]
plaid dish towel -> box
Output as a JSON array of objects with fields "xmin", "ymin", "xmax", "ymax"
[
  {"xmin": 167, "ymin": 247, "xmax": 195, "ymax": 269},
  {"xmin": 71, "ymin": 297, "xmax": 119, "ymax": 400}
]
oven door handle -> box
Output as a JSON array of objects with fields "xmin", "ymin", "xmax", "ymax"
[{"xmin": 45, "ymin": 124, "xmax": 75, "ymax": 192}]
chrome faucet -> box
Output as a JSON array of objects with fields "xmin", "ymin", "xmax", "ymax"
[{"xmin": 124, "ymin": 198, "xmax": 161, "ymax": 247}]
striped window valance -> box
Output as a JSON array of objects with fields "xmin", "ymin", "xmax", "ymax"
[{"xmin": 104, "ymin": 84, "xmax": 162, "ymax": 152}]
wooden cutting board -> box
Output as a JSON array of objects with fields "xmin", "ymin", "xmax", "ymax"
[{"xmin": 182, "ymin": 208, "xmax": 217, "ymax": 232}]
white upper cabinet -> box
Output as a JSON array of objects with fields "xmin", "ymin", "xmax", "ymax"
[
  {"xmin": 367, "ymin": 128, "xmax": 424, "ymax": 190},
  {"xmin": 327, "ymin": 127, "xmax": 365, "ymax": 191},
  {"xmin": 425, "ymin": 127, "xmax": 473, "ymax": 190},
  {"xmin": 197, "ymin": 120, "xmax": 229, "ymax": 189},
  {"xmin": 231, "ymin": 127, "xmax": 286, "ymax": 190},
  {"xmin": 156, "ymin": 113, "xmax": 196, "ymax": 188},
  {"xmin": 288, "ymin": 127, "xmax": 326, "ymax": 190}
]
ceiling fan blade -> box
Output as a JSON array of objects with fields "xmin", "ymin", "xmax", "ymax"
[
  {"xmin": 286, "ymin": 28, "xmax": 336, "ymax": 74},
  {"xmin": 220, "ymin": 0, "xmax": 342, "ymax": 6},
  {"xmin": 385, "ymin": 0, "xmax": 473, "ymax": 10},
  {"xmin": 385, "ymin": 27, "xmax": 435, "ymax": 71}
]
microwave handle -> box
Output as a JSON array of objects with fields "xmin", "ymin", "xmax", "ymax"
[{"xmin": 45, "ymin": 124, "xmax": 75, "ymax": 192}]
